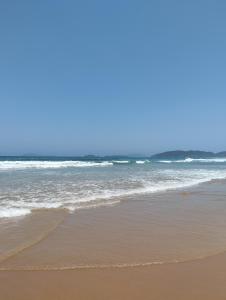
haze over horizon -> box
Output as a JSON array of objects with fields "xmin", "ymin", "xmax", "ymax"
[
  {"xmin": 0, "ymin": 149, "xmax": 226, "ymax": 158},
  {"xmin": 1, "ymin": 0, "xmax": 226, "ymax": 155}
]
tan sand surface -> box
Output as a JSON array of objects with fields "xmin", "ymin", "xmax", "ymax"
[
  {"xmin": 1, "ymin": 251, "xmax": 226, "ymax": 300},
  {"xmin": 1, "ymin": 182, "xmax": 226, "ymax": 299}
]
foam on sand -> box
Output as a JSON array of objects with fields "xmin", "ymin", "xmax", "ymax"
[
  {"xmin": 0, "ymin": 208, "xmax": 31, "ymax": 218},
  {"xmin": 1, "ymin": 169, "xmax": 226, "ymax": 219}
]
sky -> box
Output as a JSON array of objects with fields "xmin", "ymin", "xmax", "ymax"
[{"xmin": 0, "ymin": 0, "xmax": 226, "ymax": 156}]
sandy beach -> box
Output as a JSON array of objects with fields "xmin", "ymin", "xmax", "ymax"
[
  {"xmin": 1, "ymin": 251, "xmax": 226, "ymax": 300},
  {"xmin": 1, "ymin": 180, "xmax": 226, "ymax": 299},
  {"xmin": 1, "ymin": 0, "xmax": 226, "ymax": 297}
]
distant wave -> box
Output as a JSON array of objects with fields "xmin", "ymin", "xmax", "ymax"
[
  {"xmin": 113, "ymin": 160, "xmax": 150, "ymax": 164},
  {"xmin": 136, "ymin": 160, "xmax": 150, "ymax": 164},
  {"xmin": 0, "ymin": 160, "xmax": 154, "ymax": 170},
  {"xmin": 159, "ymin": 158, "xmax": 226, "ymax": 163},
  {"xmin": 0, "ymin": 161, "xmax": 113, "ymax": 170},
  {"xmin": 112, "ymin": 160, "xmax": 130, "ymax": 164}
]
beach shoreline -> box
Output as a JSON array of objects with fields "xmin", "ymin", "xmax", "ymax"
[
  {"xmin": 1, "ymin": 179, "xmax": 226, "ymax": 299},
  {"xmin": 1, "ymin": 250, "xmax": 226, "ymax": 299}
]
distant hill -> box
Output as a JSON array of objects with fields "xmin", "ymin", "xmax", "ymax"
[
  {"xmin": 151, "ymin": 150, "xmax": 226, "ymax": 160},
  {"xmin": 217, "ymin": 151, "xmax": 226, "ymax": 157}
]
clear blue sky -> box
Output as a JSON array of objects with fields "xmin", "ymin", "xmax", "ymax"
[{"xmin": 0, "ymin": 0, "xmax": 226, "ymax": 155}]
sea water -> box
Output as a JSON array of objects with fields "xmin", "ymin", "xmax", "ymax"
[
  {"xmin": 1, "ymin": 156, "xmax": 226, "ymax": 268},
  {"xmin": 1, "ymin": 156, "xmax": 226, "ymax": 219}
]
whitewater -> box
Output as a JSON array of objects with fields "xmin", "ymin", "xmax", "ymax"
[{"xmin": 1, "ymin": 157, "xmax": 226, "ymax": 218}]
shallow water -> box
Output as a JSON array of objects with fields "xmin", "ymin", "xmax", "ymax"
[
  {"xmin": 1, "ymin": 180, "xmax": 226, "ymax": 269},
  {"xmin": 1, "ymin": 157, "xmax": 226, "ymax": 218},
  {"xmin": 1, "ymin": 157, "xmax": 226, "ymax": 269}
]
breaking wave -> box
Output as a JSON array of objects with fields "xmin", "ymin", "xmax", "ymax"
[
  {"xmin": 1, "ymin": 168, "xmax": 226, "ymax": 219},
  {"xmin": 159, "ymin": 158, "xmax": 226, "ymax": 164},
  {"xmin": 112, "ymin": 160, "xmax": 130, "ymax": 164},
  {"xmin": 0, "ymin": 161, "xmax": 113, "ymax": 170},
  {"xmin": 0, "ymin": 208, "xmax": 31, "ymax": 218},
  {"xmin": 136, "ymin": 160, "xmax": 149, "ymax": 164}
]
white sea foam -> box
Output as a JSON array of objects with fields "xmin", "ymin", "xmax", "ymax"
[
  {"xmin": 113, "ymin": 160, "xmax": 130, "ymax": 164},
  {"xmin": 1, "ymin": 168, "xmax": 226, "ymax": 219},
  {"xmin": 136, "ymin": 160, "xmax": 149, "ymax": 164},
  {"xmin": 184, "ymin": 158, "xmax": 226, "ymax": 163},
  {"xmin": 0, "ymin": 208, "xmax": 31, "ymax": 218},
  {"xmin": 0, "ymin": 160, "xmax": 113, "ymax": 170},
  {"xmin": 159, "ymin": 158, "xmax": 226, "ymax": 163},
  {"xmin": 73, "ymin": 169, "xmax": 226, "ymax": 206},
  {"xmin": 1, "ymin": 158, "xmax": 226, "ymax": 219}
]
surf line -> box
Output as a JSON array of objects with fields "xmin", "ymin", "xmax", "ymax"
[{"xmin": 1, "ymin": 250, "xmax": 226, "ymax": 272}]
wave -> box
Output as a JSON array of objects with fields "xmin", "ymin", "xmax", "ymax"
[
  {"xmin": 113, "ymin": 160, "xmax": 149, "ymax": 165},
  {"xmin": 0, "ymin": 159, "xmax": 151, "ymax": 170},
  {"xmin": 112, "ymin": 160, "xmax": 130, "ymax": 164},
  {"xmin": 159, "ymin": 158, "xmax": 226, "ymax": 164},
  {"xmin": 136, "ymin": 160, "xmax": 149, "ymax": 164},
  {"xmin": 0, "ymin": 208, "xmax": 31, "ymax": 218},
  {"xmin": 2, "ymin": 169, "xmax": 226, "ymax": 219},
  {"xmin": 0, "ymin": 161, "xmax": 113, "ymax": 170}
]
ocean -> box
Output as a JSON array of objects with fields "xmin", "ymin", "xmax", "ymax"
[{"xmin": 1, "ymin": 156, "xmax": 226, "ymax": 219}]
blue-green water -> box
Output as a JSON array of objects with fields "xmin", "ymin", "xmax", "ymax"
[{"xmin": 1, "ymin": 156, "xmax": 226, "ymax": 218}]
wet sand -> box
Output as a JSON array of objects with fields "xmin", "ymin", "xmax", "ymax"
[
  {"xmin": 1, "ymin": 181, "xmax": 226, "ymax": 299},
  {"xmin": 1, "ymin": 251, "xmax": 226, "ymax": 300}
]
